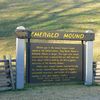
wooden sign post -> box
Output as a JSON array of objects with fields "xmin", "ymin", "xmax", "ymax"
[{"xmin": 16, "ymin": 26, "xmax": 25, "ymax": 89}]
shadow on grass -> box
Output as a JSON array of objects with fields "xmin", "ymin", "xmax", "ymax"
[{"xmin": 0, "ymin": 0, "xmax": 100, "ymax": 37}]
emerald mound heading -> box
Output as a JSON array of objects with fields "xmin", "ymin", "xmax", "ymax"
[{"xmin": 16, "ymin": 29, "xmax": 95, "ymax": 41}]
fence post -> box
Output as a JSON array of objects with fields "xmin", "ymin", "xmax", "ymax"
[
  {"xmin": 3, "ymin": 56, "xmax": 11, "ymax": 87},
  {"xmin": 3, "ymin": 56, "xmax": 9, "ymax": 77},
  {"xmin": 8, "ymin": 55, "xmax": 15, "ymax": 90}
]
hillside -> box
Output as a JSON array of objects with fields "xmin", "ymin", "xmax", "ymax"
[{"xmin": 0, "ymin": 0, "xmax": 100, "ymax": 59}]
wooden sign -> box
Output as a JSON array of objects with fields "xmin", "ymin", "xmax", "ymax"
[
  {"xmin": 16, "ymin": 30, "xmax": 95, "ymax": 41},
  {"xmin": 26, "ymin": 43, "xmax": 82, "ymax": 83}
]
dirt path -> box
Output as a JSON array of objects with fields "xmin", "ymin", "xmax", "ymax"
[{"xmin": 0, "ymin": 85, "xmax": 100, "ymax": 100}]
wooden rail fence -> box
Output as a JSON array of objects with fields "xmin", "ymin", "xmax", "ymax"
[
  {"xmin": 0, "ymin": 57, "xmax": 100, "ymax": 91},
  {"xmin": 0, "ymin": 56, "xmax": 16, "ymax": 91},
  {"xmin": 93, "ymin": 62, "xmax": 100, "ymax": 84}
]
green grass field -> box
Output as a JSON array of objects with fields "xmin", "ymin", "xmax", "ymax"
[{"xmin": 0, "ymin": 0, "xmax": 100, "ymax": 60}]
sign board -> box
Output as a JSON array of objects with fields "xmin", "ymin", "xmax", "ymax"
[
  {"xmin": 26, "ymin": 43, "xmax": 82, "ymax": 83},
  {"xmin": 16, "ymin": 26, "xmax": 95, "ymax": 89},
  {"xmin": 16, "ymin": 30, "xmax": 95, "ymax": 41}
]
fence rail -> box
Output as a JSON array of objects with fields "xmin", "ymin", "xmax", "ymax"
[
  {"xmin": 93, "ymin": 62, "xmax": 100, "ymax": 83},
  {"xmin": 0, "ymin": 56, "xmax": 16, "ymax": 91}
]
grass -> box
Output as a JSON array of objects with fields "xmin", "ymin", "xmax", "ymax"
[
  {"xmin": 0, "ymin": 84, "xmax": 100, "ymax": 100},
  {"xmin": 0, "ymin": 0, "xmax": 100, "ymax": 60}
]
